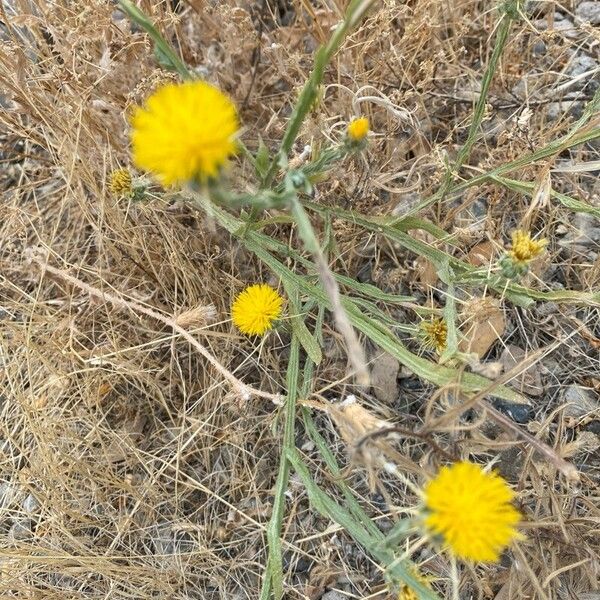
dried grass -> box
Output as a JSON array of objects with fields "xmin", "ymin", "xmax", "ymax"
[{"xmin": 1, "ymin": 1, "xmax": 599, "ymax": 599}]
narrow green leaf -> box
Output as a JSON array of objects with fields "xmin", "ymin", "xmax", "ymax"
[
  {"xmin": 302, "ymin": 409, "xmax": 384, "ymax": 540},
  {"xmin": 118, "ymin": 0, "xmax": 191, "ymax": 79},
  {"xmin": 289, "ymin": 311, "xmax": 322, "ymax": 365},
  {"xmin": 262, "ymin": 335, "xmax": 301, "ymax": 600},
  {"xmin": 255, "ymin": 137, "xmax": 271, "ymax": 179},
  {"xmin": 287, "ymin": 448, "xmax": 441, "ymax": 600},
  {"xmin": 190, "ymin": 194, "xmax": 536, "ymax": 404}
]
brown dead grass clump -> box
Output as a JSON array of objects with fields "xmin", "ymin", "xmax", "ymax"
[{"xmin": 1, "ymin": 1, "xmax": 599, "ymax": 599}]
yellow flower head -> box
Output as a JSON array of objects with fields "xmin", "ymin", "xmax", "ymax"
[
  {"xmin": 109, "ymin": 168, "xmax": 133, "ymax": 196},
  {"xmin": 508, "ymin": 230, "xmax": 547, "ymax": 265},
  {"xmin": 398, "ymin": 585, "xmax": 419, "ymax": 600},
  {"xmin": 419, "ymin": 317, "xmax": 447, "ymax": 354},
  {"xmin": 347, "ymin": 117, "xmax": 369, "ymax": 142},
  {"xmin": 130, "ymin": 81, "xmax": 239, "ymax": 186},
  {"xmin": 423, "ymin": 461, "xmax": 522, "ymax": 562},
  {"xmin": 231, "ymin": 284, "xmax": 283, "ymax": 336}
]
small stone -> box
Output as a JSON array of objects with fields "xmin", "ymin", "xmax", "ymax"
[
  {"xmin": 576, "ymin": 1, "xmax": 600, "ymax": 25},
  {"xmin": 322, "ymin": 591, "xmax": 346, "ymax": 600},
  {"xmin": 532, "ymin": 40, "xmax": 547, "ymax": 56},
  {"xmin": 534, "ymin": 302, "xmax": 558, "ymax": 317},
  {"xmin": 583, "ymin": 421, "xmax": 600, "ymax": 435},
  {"xmin": 565, "ymin": 54, "xmax": 599, "ymax": 92},
  {"xmin": 511, "ymin": 77, "xmax": 530, "ymax": 100},
  {"xmin": 392, "ymin": 192, "xmax": 421, "ymax": 216},
  {"xmin": 22, "ymin": 493, "xmax": 40, "ymax": 514},
  {"xmin": 9, "ymin": 519, "xmax": 31, "ymax": 541},
  {"xmin": 554, "ymin": 17, "xmax": 578, "ymax": 39},
  {"xmin": 524, "ymin": 0, "xmax": 553, "ymax": 16},
  {"xmin": 492, "ymin": 399, "xmax": 533, "ymax": 424},
  {"xmin": 282, "ymin": 553, "xmax": 312, "ymax": 573},
  {"xmin": 356, "ymin": 262, "xmax": 372, "ymax": 284},
  {"xmin": 546, "ymin": 101, "xmax": 584, "ymax": 121},
  {"xmin": 533, "ymin": 16, "xmax": 578, "ymax": 39},
  {"xmin": 562, "ymin": 385, "xmax": 598, "ymax": 418},
  {"xmin": 0, "ymin": 481, "xmax": 17, "ymax": 509},
  {"xmin": 151, "ymin": 522, "xmax": 195, "ymax": 556},
  {"xmin": 497, "ymin": 446, "xmax": 526, "ymax": 483},
  {"xmin": 370, "ymin": 351, "xmax": 400, "ymax": 405},
  {"xmin": 566, "ymin": 54, "xmax": 598, "ymax": 78}
]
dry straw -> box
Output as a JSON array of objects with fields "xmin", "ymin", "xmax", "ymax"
[{"xmin": 1, "ymin": 0, "xmax": 599, "ymax": 599}]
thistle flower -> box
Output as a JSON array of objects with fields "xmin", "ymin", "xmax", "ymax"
[
  {"xmin": 422, "ymin": 461, "xmax": 522, "ymax": 562},
  {"xmin": 109, "ymin": 168, "xmax": 133, "ymax": 196},
  {"xmin": 509, "ymin": 230, "xmax": 547, "ymax": 263},
  {"xmin": 130, "ymin": 81, "xmax": 239, "ymax": 186},
  {"xmin": 500, "ymin": 230, "xmax": 547, "ymax": 277},
  {"xmin": 231, "ymin": 284, "xmax": 283, "ymax": 336},
  {"xmin": 347, "ymin": 117, "xmax": 369, "ymax": 143},
  {"xmin": 419, "ymin": 317, "xmax": 447, "ymax": 354}
]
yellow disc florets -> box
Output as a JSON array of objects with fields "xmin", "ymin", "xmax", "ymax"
[
  {"xmin": 500, "ymin": 229, "xmax": 548, "ymax": 277},
  {"xmin": 423, "ymin": 461, "xmax": 522, "ymax": 562},
  {"xmin": 347, "ymin": 116, "xmax": 369, "ymax": 142},
  {"xmin": 231, "ymin": 284, "xmax": 283, "ymax": 336},
  {"xmin": 508, "ymin": 230, "xmax": 547, "ymax": 264},
  {"xmin": 419, "ymin": 317, "xmax": 447, "ymax": 354},
  {"xmin": 109, "ymin": 168, "xmax": 133, "ymax": 196},
  {"xmin": 130, "ymin": 81, "xmax": 239, "ymax": 186}
]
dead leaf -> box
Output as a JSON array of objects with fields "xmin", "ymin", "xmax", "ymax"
[
  {"xmin": 466, "ymin": 240, "xmax": 495, "ymax": 266},
  {"xmin": 416, "ymin": 256, "xmax": 438, "ymax": 287},
  {"xmin": 459, "ymin": 297, "xmax": 506, "ymax": 358},
  {"xmin": 328, "ymin": 395, "xmax": 390, "ymax": 446}
]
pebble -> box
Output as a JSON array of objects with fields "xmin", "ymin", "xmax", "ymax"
[
  {"xmin": 576, "ymin": 1, "xmax": 600, "ymax": 25},
  {"xmin": 356, "ymin": 262, "xmax": 372, "ymax": 284},
  {"xmin": 22, "ymin": 493, "xmax": 40, "ymax": 514},
  {"xmin": 282, "ymin": 553, "xmax": 312, "ymax": 573},
  {"xmin": 497, "ymin": 446, "xmax": 525, "ymax": 483},
  {"xmin": 9, "ymin": 519, "xmax": 31, "ymax": 541},
  {"xmin": 534, "ymin": 302, "xmax": 559, "ymax": 318},
  {"xmin": 0, "ymin": 481, "xmax": 17, "ymax": 509},
  {"xmin": 562, "ymin": 385, "xmax": 598, "ymax": 418},
  {"xmin": 370, "ymin": 351, "xmax": 400, "ymax": 405},
  {"xmin": 532, "ymin": 40, "xmax": 547, "ymax": 56},
  {"xmin": 565, "ymin": 54, "xmax": 599, "ymax": 93},
  {"xmin": 152, "ymin": 522, "xmax": 194, "ymax": 556},
  {"xmin": 492, "ymin": 399, "xmax": 533, "ymax": 424},
  {"xmin": 524, "ymin": 0, "xmax": 553, "ymax": 16},
  {"xmin": 566, "ymin": 54, "xmax": 598, "ymax": 78},
  {"xmin": 500, "ymin": 345, "xmax": 544, "ymax": 397},
  {"xmin": 559, "ymin": 213, "xmax": 600, "ymax": 251},
  {"xmin": 546, "ymin": 101, "xmax": 584, "ymax": 121},
  {"xmin": 582, "ymin": 421, "xmax": 600, "ymax": 435},
  {"xmin": 321, "ymin": 591, "xmax": 347, "ymax": 600},
  {"xmin": 533, "ymin": 16, "xmax": 578, "ymax": 39}
]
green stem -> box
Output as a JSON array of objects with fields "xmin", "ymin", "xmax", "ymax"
[
  {"xmin": 262, "ymin": 0, "xmax": 376, "ymax": 187},
  {"xmin": 261, "ymin": 334, "xmax": 301, "ymax": 600},
  {"xmin": 118, "ymin": 0, "xmax": 191, "ymax": 79},
  {"xmin": 451, "ymin": 1, "xmax": 517, "ymax": 174}
]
